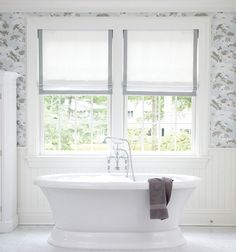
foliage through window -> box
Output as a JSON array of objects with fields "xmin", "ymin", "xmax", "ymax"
[
  {"xmin": 42, "ymin": 95, "xmax": 109, "ymax": 152},
  {"xmin": 126, "ymin": 96, "xmax": 193, "ymax": 152}
]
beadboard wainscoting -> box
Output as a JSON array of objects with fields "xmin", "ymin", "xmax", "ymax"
[{"xmin": 17, "ymin": 147, "xmax": 236, "ymax": 226}]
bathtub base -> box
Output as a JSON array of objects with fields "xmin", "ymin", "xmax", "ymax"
[{"xmin": 48, "ymin": 227, "xmax": 185, "ymax": 250}]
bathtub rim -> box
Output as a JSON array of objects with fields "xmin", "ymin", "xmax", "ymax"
[{"xmin": 34, "ymin": 173, "xmax": 201, "ymax": 190}]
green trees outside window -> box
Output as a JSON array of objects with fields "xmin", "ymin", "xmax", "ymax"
[
  {"xmin": 43, "ymin": 95, "xmax": 192, "ymax": 152},
  {"xmin": 127, "ymin": 96, "xmax": 192, "ymax": 152},
  {"xmin": 43, "ymin": 95, "xmax": 108, "ymax": 151}
]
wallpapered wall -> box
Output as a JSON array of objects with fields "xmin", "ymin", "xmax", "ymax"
[{"xmin": 0, "ymin": 12, "xmax": 235, "ymax": 147}]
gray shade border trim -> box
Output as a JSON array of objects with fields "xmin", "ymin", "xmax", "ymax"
[
  {"xmin": 39, "ymin": 90, "xmax": 112, "ymax": 95},
  {"xmin": 38, "ymin": 29, "xmax": 43, "ymax": 92},
  {"xmin": 123, "ymin": 30, "xmax": 128, "ymax": 88},
  {"xmin": 122, "ymin": 29, "xmax": 199, "ymax": 96},
  {"xmin": 193, "ymin": 29, "xmax": 199, "ymax": 94},
  {"xmin": 38, "ymin": 29, "xmax": 113, "ymax": 95},
  {"xmin": 124, "ymin": 90, "xmax": 197, "ymax": 96},
  {"xmin": 108, "ymin": 29, "xmax": 113, "ymax": 92}
]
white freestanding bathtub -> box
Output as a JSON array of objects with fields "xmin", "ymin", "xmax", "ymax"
[{"xmin": 35, "ymin": 173, "xmax": 200, "ymax": 250}]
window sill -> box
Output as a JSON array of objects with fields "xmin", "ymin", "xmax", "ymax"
[
  {"xmin": 133, "ymin": 155, "xmax": 209, "ymax": 169},
  {"xmin": 26, "ymin": 154, "xmax": 209, "ymax": 169}
]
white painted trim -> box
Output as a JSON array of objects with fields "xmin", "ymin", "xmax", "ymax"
[
  {"xmin": 0, "ymin": 0, "xmax": 236, "ymax": 12},
  {"xmin": 0, "ymin": 71, "xmax": 18, "ymax": 233},
  {"xmin": 181, "ymin": 212, "xmax": 236, "ymax": 226},
  {"xmin": 18, "ymin": 210, "xmax": 54, "ymax": 225},
  {"xmin": 17, "ymin": 209, "xmax": 236, "ymax": 226},
  {"xmin": 26, "ymin": 16, "xmax": 210, "ymax": 30},
  {"xmin": 111, "ymin": 27, "xmax": 124, "ymax": 138},
  {"xmin": 26, "ymin": 155, "xmax": 209, "ymax": 169},
  {"xmin": 0, "ymin": 215, "xmax": 18, "ymax": 233},
  {"xmin": 194, "ymin": 16, "xmax": 211, "ymax": 156},
  {"xmin": 27, "ymin": 17, "xmax": 40, "ymax": 155}
]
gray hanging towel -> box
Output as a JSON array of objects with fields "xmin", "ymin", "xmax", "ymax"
[{"xmin": 148, "ymin": 177, "xmax": 173, "ymax": 220}]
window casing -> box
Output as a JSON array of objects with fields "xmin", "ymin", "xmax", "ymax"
[{"xmin": 27, "ymin": 17, "xmax": 210, "ymax": 158}]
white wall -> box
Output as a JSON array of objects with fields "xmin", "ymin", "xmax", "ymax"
[{"xmin": 17, "ymin": 147, "xmax": 236, "ymax": 225}]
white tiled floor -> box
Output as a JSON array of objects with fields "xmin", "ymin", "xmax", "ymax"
[{"xmin": 0, "ymin": 226, "xmax": 236, "ymax": 252}]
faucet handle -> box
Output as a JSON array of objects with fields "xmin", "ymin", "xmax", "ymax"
[
  {"xmin": 124, "ymin": 158, "xmax": 128, "ymax": 170},
  {"xmin": 107, "ymin": 156, "xmax": 111, "ymax": 172}
]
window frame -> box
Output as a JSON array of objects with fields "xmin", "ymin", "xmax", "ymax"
[{"xmin": 27, "ymin": 16, "xmax": 210, "ymax": 159}]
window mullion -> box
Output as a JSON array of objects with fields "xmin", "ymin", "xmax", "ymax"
[
  {"xmin": 58, "ymin": 96, "xmax": 62, "ymax": 151},
  {"xmin": 74, "ymin": 96, "xmax": 78, "ymax": 151},
  {"xmin": 111, "ymin": 29, "xmax": 124, "ymax": 138},
  {"xmin": 158, "ymin": 96, "xmax": 161, "ymax": 152},
  {"xmin": 39, "ymin": 95, "xmax": 45, "ymax": 154},
  {"xmin": 192, "ymin": 97, "xmax": 197, "ymax": 154},
  {"xmin": 141, "ymin": 96, "xmax": 144, "ymax": 151},
  {"xmin": 91, "ymin": 96, "xmax": 94, "ymax": 151},
  {"xmin": 174, "ymin": 96, "xmax": 177, "ymax": 151}
]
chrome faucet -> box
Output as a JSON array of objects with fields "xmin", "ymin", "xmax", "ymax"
[{"xmin": 103, "ymin": 137, "xmax": 135, "ymax": 181}]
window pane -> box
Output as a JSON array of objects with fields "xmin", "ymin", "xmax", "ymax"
[
  {"xmin": 128, "ymin": 125, "xmax": 142, "ymax": 151},
  {"xmin": 127, "ymin": 96, "xmax": 143, "ymax": 124},
  {"xmin": 43, "ymin": 30, "xmax": 108, "ymax": 82},
  {"xmin": 93, "ymin": 124, "xmax": 108, "ymax": 151},
  {"xmin": 127, "ymin": 31, "xmax": 193, "ymax": 83},
  {"xmin": 144, "ymin": 123, "xmax": 159, "ymax": 151},
  {"xmin": 176, "ymin": 96, "xmax": 192, "ymax": 123},
  {"xmin": 176, "ymin": 125, "xmax": 192, "ymax": 151},
  {"xmin": 44, "ymin": 122, "xmax": 59, "ymax": 151},
  {"xmin": 127, "ymin": 96, "xmax": 193, "ymax": 152},
  {"xmin": 160, "ymin": 124, "xmax": 176, "ymax": 151},
  {"xmin": 43, "ymin": 95, "xmax": 109, "ymax": 152},
  {"xmin": 43, "ymin": 96, "xmax": 60, "ymax": 151}
]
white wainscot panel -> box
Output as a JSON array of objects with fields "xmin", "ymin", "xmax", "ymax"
[{"xmin": 17, "ymin": 147, "xmax": 236, "ymax": 225}]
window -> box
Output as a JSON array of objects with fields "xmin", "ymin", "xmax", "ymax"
[
  {"xmin": 123, "ymin": 29, "xmax": 198, "ymax": 153},
  {"xmin": 27, "ymin": 17, "xmax": 209, "ymax": 157},
  {"xmin": 126, "ymin": 96, "xmax": 193, "ymax": 153},
  {"xmin": 38, "ymin": 29, "xmax": 112, "ymax": 153}
]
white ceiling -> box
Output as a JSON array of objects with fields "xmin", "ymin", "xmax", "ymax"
[{"xmin": 0, "ymin": 0, "xmax": 235, "ymax": 12}]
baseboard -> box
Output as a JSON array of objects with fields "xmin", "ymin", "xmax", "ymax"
[
  {"xmin": 18, "ymin": 209, "xmax": 236, "ymax": 226},
  {"xmin": 0, "ymin": 215, "xmax": 19, "ymax": 233},
  {"xmin": 181, "ymin": 212, "xmax": 236, "ymax": 226},
  {"xmin": 18, "ymin": 210, "xmax": 54, "ymax": 225}
]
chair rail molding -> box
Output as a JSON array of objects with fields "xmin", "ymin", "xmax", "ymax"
[{"xmin": 0, "ymin": 0, "xmax": 235, "ymax": 12}]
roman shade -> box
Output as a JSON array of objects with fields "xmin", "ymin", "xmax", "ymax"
[
  {"xmin": 123, "ymin": 29, "xmax": 199, "ymax": 96},
  {"xmin": 38, "ymin": 29, "xmax": 113, "ymax": 94}
]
